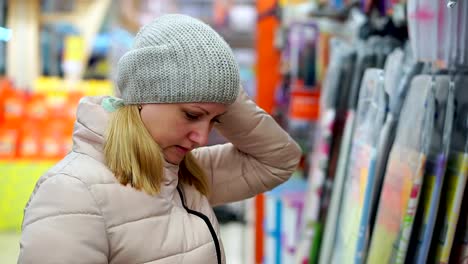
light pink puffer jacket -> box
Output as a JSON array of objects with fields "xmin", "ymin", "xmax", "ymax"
[{"xmin": 18, "ymin": 89, "xmax": 301, "ymax": 264}]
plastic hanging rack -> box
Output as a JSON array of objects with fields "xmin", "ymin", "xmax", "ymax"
[{"xmin": 447, "ymin": 0, "xmax": 457, "ymax": 8}]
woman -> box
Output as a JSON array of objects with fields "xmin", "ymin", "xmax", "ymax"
[{"xmin": 18, "ymin": 14, "xmax": 301, "ymax": 264}]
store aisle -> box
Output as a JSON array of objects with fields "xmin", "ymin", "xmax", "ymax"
[{"xmin": 220, "ymin": 222, "xmax": 252, "ymax": 264}]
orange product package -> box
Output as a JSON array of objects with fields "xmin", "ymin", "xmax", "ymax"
[
  {"xmin": 288, "ymin": 88, "xmax": 321, "ymax": 121},
  {"xmin": 0, "ymin": 78, "xmax": 14, "ymax": 102},
  {"xmin": 45, "ymin": 92, "xmax": 68, "ymax": 120},
  {"xmin": 18, "ymin": 119, "xmax": 42, "ymax": 160},
  {"xmin": 2, "ymin": 88, "xmax": 26, "ymax": 124},
  {"xmin": 0, "ymin": 78, "xmax": 13, "ymax": 91},
  {"xmin": 0, "ymin": 78, "xmax": 14, "ymax": 112},
  {"xmin": 25, "ymin": 93, "xmax": 48, "ymax": 122},
  {"xmin": 0, "ymin": 123, "xmax": 19, "ymax": 159},
  {"xmin": 41, "ymin": 119, "xmax": 73, "ymax": 160}
]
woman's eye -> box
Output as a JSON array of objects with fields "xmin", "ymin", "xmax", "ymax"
[
  {"xmin": 185, "ymin": 112, "xmax": 200, "ymax": 121},
  {"xmin": 212, "ymin": 118, "xmax": 221, "ymax": 124}
]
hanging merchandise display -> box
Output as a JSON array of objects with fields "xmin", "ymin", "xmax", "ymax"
[
  {"xmin": 431, "ymin": 73, "xmax": 468, "ymax": 263},
  {"xmin": 264, "ymin": 1, "xmax": 468, "ymax": 263},
  {"xmin": 358, "ymin": 47, "xmax": 409, "ymax": 261},
  {"xmin": 296, "ymin": 33, "xmax": 402, "ymax": 264},
  {"xmin": 368, "ymin": 45, "xmax": 424, "ymax": 244},
  {"xmin": 332, "ymin": 68, "xmax": 386, "ymax": 264},
  {"xmin": 295, "ymin": 37, "xmax": 355, "ymax": 264},
  {"xmin": 367, "ymin": 74, "xmax": 436, "ymax": 264},
  {"xmin": 408, "ymin": 75, "xmax": 451, "ymax": 264},
  {"xmin": 317, "ymin": 36, "xmax": 390, "ymax": 264}
]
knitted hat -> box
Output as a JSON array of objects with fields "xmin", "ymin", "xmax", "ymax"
[{"xmin": 116, "ymin": 14, "xmax": 240, "ymax": 105}]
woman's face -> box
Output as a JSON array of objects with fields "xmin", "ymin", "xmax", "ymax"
[{"xmin": 139, "ymin": 102, "xmax": 227, "ymax": 164}]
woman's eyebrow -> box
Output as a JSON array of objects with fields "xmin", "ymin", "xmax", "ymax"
[
  {"xmin": 216, "ymin": 111, "xmax": 227, "ymax": 117},
  {"xmin": 189, "ymin": 105, "xmax": 226, "ymax": 117},
  {"xmin": 192, "ymin": 106, "xmax": 210, "ymax": 115}
]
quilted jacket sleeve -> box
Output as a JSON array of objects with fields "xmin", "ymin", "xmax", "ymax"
[
  {"xmin": 193, "ymin": 88, "xmax": 302, "ymax": 206},
  {"xmin": 18, "ymin": 174, "xmax": 109, "ymax": 263}
]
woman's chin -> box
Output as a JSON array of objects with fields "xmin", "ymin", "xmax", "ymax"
[
  {"xmin": 164, "ymin": 155, "xmax": 183, "ymax": 165},
  {"xmin": 163, "ymin": 147, "xmax": 186, "ymax": 165}
]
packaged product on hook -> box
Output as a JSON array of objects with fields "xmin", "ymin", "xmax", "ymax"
[
  {"xmin": 287, "ymin": 88, "xmax": 320, "ymax": 158},
  {"xmin": 354, "ymin": 68, "xmax": 388, "ymax": 263},
  {"xmin": 286, "ymin": 22, "xmax": 320, "ymax": 165},
  {"xmin": 319, "ymin": 103, "xmax": 357, "ymax": 264},
  {"xmin": 353, "ymin": 48, "xmax": 407, "ymax": 263},
  {"xmin": 331, "ymin": 68, "xmax": 386, "ymax": 264},
  {"xmin": 407, "ymin": 75, "xmax": 450, "ymax": 264},
  {"xmin": 367, "ymin": 74, "xmax": 436, "ymax": 264},
  {"xmin": 369, "ymin": 45, "xmax": 424, "ymax": 255},
  {"xmin": 432, "ymin": 72, "xmax": 468, "ymax": 263},
  {"xmin": 287, "ymin": 22, "xmax": 319, "ymax": 88},
  {"xmin": 316, "ymin": 41, "xmax": 358, "ymax": 264},
  {"xmin": 391, "ymin": 74, "xmax": 442, "ymax": 264},
  {"xmin": 318, "ymin": 38, "xmax": 379, "ymax": 264}
]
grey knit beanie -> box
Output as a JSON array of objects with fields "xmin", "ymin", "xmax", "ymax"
[{"xmin": 116, "ymin": 14, "xmax": 240, "ymax": 105}]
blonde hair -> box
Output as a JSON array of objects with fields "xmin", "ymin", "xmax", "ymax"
[{"xmin": 104, "ymin": 105, "xmax": 209, "ymax": 196}]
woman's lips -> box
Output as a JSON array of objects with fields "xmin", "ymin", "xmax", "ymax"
[{"xmin": 176, "ymin": 146, "xmax": 190, "ymax": 154}]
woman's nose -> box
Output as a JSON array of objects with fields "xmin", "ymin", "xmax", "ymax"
[{"xmin": 188, "ymin": 123, "xmax": 211, "ymax": 147}]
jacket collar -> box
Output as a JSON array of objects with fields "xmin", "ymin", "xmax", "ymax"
[{"xmin": 72, "ymin": 96, "xmax": 180, "ymax": 190}]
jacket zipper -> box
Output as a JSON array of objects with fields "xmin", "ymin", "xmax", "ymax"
[{"xmin": 177, "ymin": 187, "xmax": 221, "ymax": 264}]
